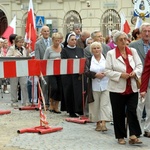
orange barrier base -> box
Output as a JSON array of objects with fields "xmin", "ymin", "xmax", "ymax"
[
  {"xmin": 17, "ymin": 125, "xmax": 63, "ymax": 134},
  {"xmin": 19, "ymin": 105, "xmax": 39, "ymax": 111},
  {"xmin": 0, "ymin": 110, "xmax": 11, "ymax": 115},
  {"xmin": 65, "ymin": 116, "xmax": 90, "ymax": 124}
]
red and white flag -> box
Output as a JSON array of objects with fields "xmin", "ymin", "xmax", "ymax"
[
  {"xmin": 25, "ymin": 0, "xmax": 36, "ymax": 51},
  {"xmin": 2, "ymin": 15, "xmax": 16, "ymax": 40},
  {"xmin": 120, "ymin": 12, "xmax": 130, "ymax": 34},
  {"xmin": 135, "ymin": 17, "xmax": 142, "ymax": 29}
]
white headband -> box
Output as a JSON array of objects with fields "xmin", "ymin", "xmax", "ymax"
[{"xmin": 67, "ymin": 33, "xmax": 76, "ymax": 43}]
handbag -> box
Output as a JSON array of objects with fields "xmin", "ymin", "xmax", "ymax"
[{"xmin": 134, "ymin": 75, "xmax": 141, "ymax": 89}]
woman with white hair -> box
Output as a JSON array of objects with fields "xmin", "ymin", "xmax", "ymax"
[
  {"xmin": 105, "ymin": 31, "xmax": 143, "ymax": 145},
  {"xmin": 85, "ymin": 41, "xmax": 111, "ymax": 132}
]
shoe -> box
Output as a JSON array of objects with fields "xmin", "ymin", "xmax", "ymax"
[
  {"xmin": 144, "ymin": 132, "xmax": 150, "ymax": 138},
  {"xmin": 118, "ymin": 139, "xmax": 126, "ymax": 145},
  {"xmin": 101, "ymin": 126, "xmax": 108, "ymax": 132},
  {"xmin": 95, "ymin": 122, "xmax": 102, "ymax": 131},
  {"xmin": 95, "ymin": 125, "xmax": 102, "ymax": 131},
  {"xmin": 11, "ymin": 100, "xmax": 18, "ymax": 103},
  {"xmin": 4, "ymin": 90, "xmax": 9, "ymax": 94},
  {"xmin": 21, "ymin": 102, "xmax": 32, "ymax": 106},
  {"xmin": 53, "ymin": 110, "xmax": 61, "ymax": 114},
  {"xmin": 11, "ymin": 103, "xmax": 18, "ymax": 107},
  {"xmin": 49, "ymin": 109, "xmax": 54, "ymax": 112},
  {"xmin": 69, "ymin": 113, "xmax": 79, "ymax": 118},
  {"xmin": 129, "ymin": 136, "xmax": 142, "ymax": 145}
]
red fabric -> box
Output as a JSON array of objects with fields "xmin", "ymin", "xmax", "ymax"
[
  {"xmin": 25, "ymin": 0, "xmax": 36, "ymax": 51},
  {"xmin": 115, "ymin": 47, "xmax": 133, "ymax": 94},
  {"xmin": 2, "ymin": 16, "xmax": 16, "ymax": 45},
  {"xmin": 2, "ymin": 26, "xmax": 14, "ymax": 40},
  {"xmin": 123, "ymin": 20, "xmax": 130, "ymax": 34},
  {"xmin": 122, "ymin": 57, "xmax": 133, "ymax": 94},
  {"xmin": 53, "ymin": 59, "xmax": 61, "ymax": 75},
  {"xmin": 115, "ymin": 46, "xmax": 132, "ymax": 58},
  {"xmin": 140, "ymin": 50, "xmax": 150, "ymax": 92}
]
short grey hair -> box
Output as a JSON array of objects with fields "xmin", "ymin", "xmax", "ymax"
[
  {"xmin": 113, "ymin": 31, "xmax": 128, "ymax": 43},
  {"xmin": 139, "ymin": 22, "xmax": 150, "ymax": 32},
  {"xmin": 90, "ymin": 41, "xmax": 102, "ymax": 53},
  {"xmin": 90, "ymin": 30, "xmax": 101, "ymax": 39},
  {"xmin": 73, "ymin": 24, "xmax": 81, "ymax": 30},
  {"xmin": 111, "ymin": 30, "xmax": 119, "ymax": 37}
]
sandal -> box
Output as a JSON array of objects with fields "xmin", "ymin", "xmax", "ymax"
[
  {"xmin": 144, "ymin": 132, "xmax": 150, "ymax": 138},
  {"xmin": 129, "ymin": 137, "xmax": 142, "ymax": 145},
  {"xmin": 118, "ymin": 139, "xmax": 126, "ymax": 145},
  {"xmin": 95, "ymin": 126, "xmax": 102, "ymax": 131},
  {"xmin": 101, "ymin": 126, "xmax": 108, "ymax": 132}
]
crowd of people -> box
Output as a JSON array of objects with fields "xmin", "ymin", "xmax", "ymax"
[{"xmin": 0, "ymin": 22, "xmax": 150, "ymax": 146}]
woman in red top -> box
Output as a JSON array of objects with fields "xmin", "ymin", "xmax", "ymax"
[{"xmin": 105, "ymin": 31, "xmax": 143, "ymax": 145}]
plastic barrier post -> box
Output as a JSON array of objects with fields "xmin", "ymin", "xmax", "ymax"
[{"xmin": 0, "ymin": 110, "xmax": 11, "ymax": 115}]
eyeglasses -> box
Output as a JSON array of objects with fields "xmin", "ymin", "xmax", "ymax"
[
  {"xmin": 118, "ymin": 38, "xmax": 127, "ymax": 42},
  {"xmin": 142, "ymin": 30, "xmax": 150, "ymax": 33}
]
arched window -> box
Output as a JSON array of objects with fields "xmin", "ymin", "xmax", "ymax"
[
  {"xmin": 0, "ymin": 10, "xmax": 8, "ymax": 37},
  {"xmin": 63, "ymin": 10, "xmax": 82, "ymax": 35},
  {"xmin": 101, "ymin": 9, "xmax": 120, "ymax": 37}
]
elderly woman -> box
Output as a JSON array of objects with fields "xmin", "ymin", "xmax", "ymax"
[
  {"xmin": 105, "ymin": 31, "xmax": 143, "ymax": 145},
  {"xmin": 43, "ymin": 32, "xmax": 62, "ymax": 113},
  {"xmin": 61, "ymin": 32, "xmax": 84, "ymax": 117},
  {"xmin": 85, "ymin": 41, "xmax": 111, "ymax": 131},
  {"xmin": 6, "ymin": 36, "xmax": 29, "ymax": 107}
]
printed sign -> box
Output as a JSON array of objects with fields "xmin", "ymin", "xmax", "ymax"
[{"xmin": 36, "ymin": 16, "xmax": 45, "ymax": 28}]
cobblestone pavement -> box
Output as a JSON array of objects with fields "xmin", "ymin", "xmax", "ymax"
[{"xmin": 0, "ymin": 86, "xmax": 150, "ymax": 150}]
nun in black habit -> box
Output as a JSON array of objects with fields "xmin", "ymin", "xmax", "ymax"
[{"xmin": 61, "ymin": 33, "xmax": 84, "ymax": 117}]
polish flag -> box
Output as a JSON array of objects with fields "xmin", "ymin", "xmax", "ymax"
[
  {"xmin": 2, "ymin": 16, "xmax": 16, "ymax": 40},
  {"xmin": 25, "ymin": 0, "xmax": 36, "ymax": 51},
  {"xmin": 135, "ymin": 17, "xmax": 142, "ymax": 29},
  {"xmin": 120, "ymin": 13, "xmax": 130, "ymax": 34}
]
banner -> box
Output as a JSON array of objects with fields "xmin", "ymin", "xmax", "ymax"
[{"xmin": 134, "ymin": 0, "xmax": 150, "ymax": 18}]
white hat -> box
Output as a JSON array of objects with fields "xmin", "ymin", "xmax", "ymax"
[{"xmin": 0, "ymin": 38, "xmax": 4, "ymax": 42}]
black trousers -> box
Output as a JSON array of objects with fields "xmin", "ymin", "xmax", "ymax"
[
  {"xmin": 49, "ymin": 75, "xmax": 62, "ymax": 101},
  {"xmin": 110, "ymin": 92, "xmax": 142, "ymax": 139}
]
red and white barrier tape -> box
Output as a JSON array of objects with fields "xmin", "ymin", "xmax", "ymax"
[{"xmin": 0, "ymin": 58, "xmax": 86, "ymax": 78}]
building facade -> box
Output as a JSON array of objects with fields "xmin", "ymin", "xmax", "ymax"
[{"xmin": 0, "ymin": 0, "xmax": 146, "ymax": 38}]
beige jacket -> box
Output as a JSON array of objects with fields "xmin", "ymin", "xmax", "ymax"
[
  {"xmin": 105, "ymin": 48, "xmax": 143, "ymax": 93},
  {"xmin": 6, "ymin": 45, "xmax": 29, "ymax": 57}
]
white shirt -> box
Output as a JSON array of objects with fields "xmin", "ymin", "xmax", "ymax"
[{"xmin": 90, "ymin": 54, "xmax": 108, "ymax": 92}]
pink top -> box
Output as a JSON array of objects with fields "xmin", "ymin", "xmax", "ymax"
[{"xmin": 1, "ymin": 48, "xmax": 8, "ymax": 56}]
